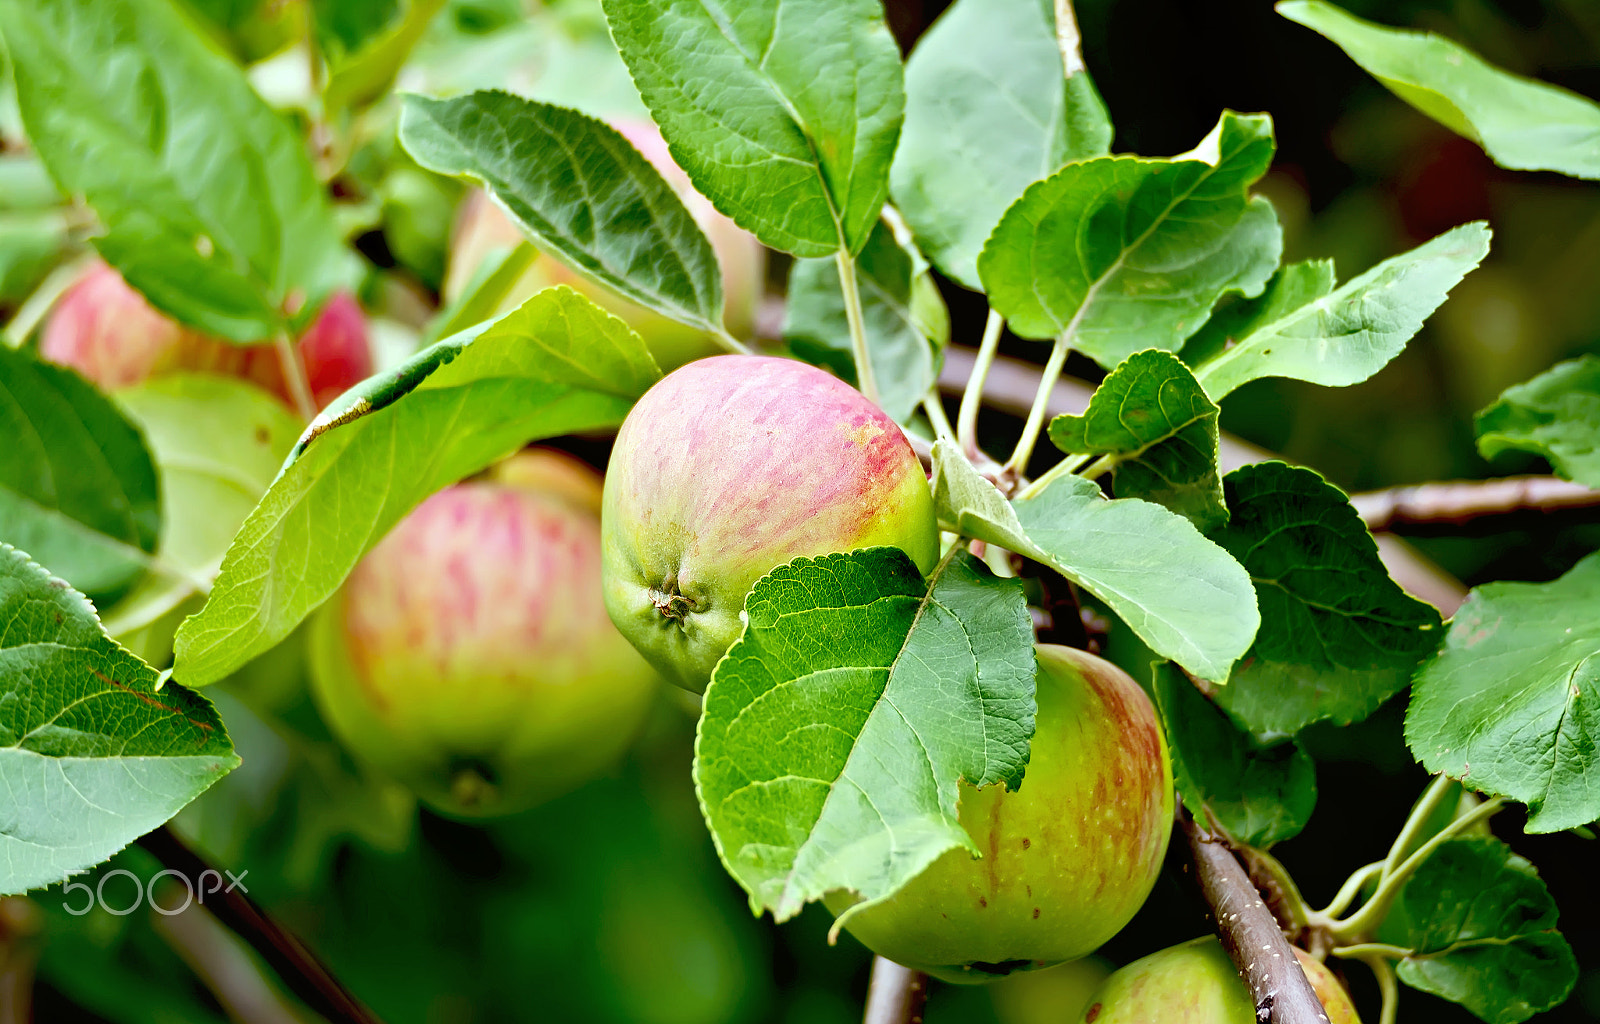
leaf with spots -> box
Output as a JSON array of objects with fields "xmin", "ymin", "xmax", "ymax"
[
  {"xmin": 172, "ymin": 286, "xmax": 660, "ymax": 688},
  {"xmin": 601, "ymin": 0, "xmax": 904, "ymax": 257},
  {"xmin": 1208, "ymin": 462, "xmax": 1443, "ymax": 737},
  {"xmin": 1390, "ymin": 836, "xmax": 1578, "ymax": 1023},
  {"xmin": 0, "ymin": 345, "xmax": 160, "ymax": 605},
  {"xmin": 1406, "ymin": 550, "xmax": 1600, "ymax": 833},
  {"xmin": 0, "ymin": 543, "xmax": 237, "ymax": 895},
  {"xmin": 1048, "ymin": 349, "xmax": 1226, "ymax": 531},
  {"xmin": 695, "ymin": 547, "xmax": 1035, "ymax": 924},
  {"xmin": 0, "ymin": 0, "xmax": 349, "ymax": 340}
]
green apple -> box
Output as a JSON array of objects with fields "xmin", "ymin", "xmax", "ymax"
[
  {"xmin": 600, "ymin": 354, "xmax": 939, "ymax": 692},
  {"xmin": 827, "ymin": 646, "xmax": 1175, "ymax": 984},
  {"xmin": 309, "ymin": 450, "xmax": 660, "ymax": 817},
  {"xmin": 443, "ymin": 119, "xmax": 766, "ymax": 371},
  {"xmin": 1078, "ymin": 936, "xmax": 1362, "ymax": 1023}
]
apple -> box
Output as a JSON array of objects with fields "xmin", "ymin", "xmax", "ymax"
[
  {"xmin": 40, "ymin": 260, "xmax": 372, "ymax": 412},
  {"xmin": 444, "ymin": 118, "xmax": 766, "ymax": 371},
  {"xmin": 600, "ymin": 354, "xmax": 939, "ymax": 692},
  {"xmin": 826, "ymin": 645, "xmax": 1174, "ymax": 985},
  {"xmin": 1077, "ymin": 936, "xmax": 1362, "ymax": 1024},
  {"xmin": 309, "ymin": 449, "xmax": 660, "ymax": 817}
]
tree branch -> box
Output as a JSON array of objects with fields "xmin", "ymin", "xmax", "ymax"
[
  {"xmin": 1179, "ymin": 808, "xmax": 1331, "ymax": 1024},
  {"xmin": 137, "ymin": 827, "xmax": 384, "ymax": 1024},
  {"xmin": 1350, "ymin": 475, "xmax": 1599, "ymax": 530},
  {"xmin": 862, "ymin": 956, "xmax": 927, "ymax": 1024}
]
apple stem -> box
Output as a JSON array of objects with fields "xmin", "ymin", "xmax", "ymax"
[
  {"xmin": 1178, "ymin": 807, "xmax": 1333, "ymax": 1024},
  {"xmin": 956, "ymin": 309, "xmax": 1004, "ymax": 457},
  {"xmin": 861, "ymin": 956, "xmax": 926, "ymax": 1024},
  {"xmin": 835, "ymin": 250, "xmax": 882, "ymax": 407},
  {"xmin": 1003, "ymin": 329, "xmax": 1072, "ymax": 478},
  {"xmin": 1342, "ymin": 948, "xmax": 1400, "ymax": 1024},
  {"xmin": 1328, "ymin": 794, "xmax": 1505, "ymax": 943},
  {"xmin": 274, "ymin": 330, "xmax": 318, "ymax": 421},
  {"xmin": 137, "ymin": 826, "xmax": 386, "ymax": 1024},
  {"xmin": 921, "ymin": 392, "xmax": 957, "ymax": 444}
]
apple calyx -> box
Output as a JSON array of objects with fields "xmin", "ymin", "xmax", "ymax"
[{"xmin": 648, "ymin": 576, "xmax": 699, "ymax": 622}]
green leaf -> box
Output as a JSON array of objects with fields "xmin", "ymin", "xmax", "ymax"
[
  {"xmin": 977, "ymin": 110, "xmax": 1282, "ymax": 365},
  {"xmin": 0, "ymin": 0, "xmax": 347, "ymax": 341},
  {"xmin": 1475, "ymin": 356, "xmax": 1600, "ymax": 488},
  {"xmin": 400, "ymin": 91, "xmax": 725, "ymax": 336},
  {"xmin": 1209, "ymin": 462, "xmax": 1442, "ymax": 737},
  {"xmin": 1393, "ymin": 836, "xmax": 1578, "ymax": 1024},
  {"xmin": 1406, "ymin": 551, "xmax": 1600, "ymax": 833},
  {"xmin": 1194, "ymin": 223, "xmax": 1490, "ymax": 400},
  {"xmin": 0, "ymin": 346, "xmax": 159, "ymax": 603},
  {"xmin": 100, "ymin": 376, "xmax": 302, "ymax": 660},
  {"xmin": 322, "ymin": 0, "xmax": 447, "ymax": 115},
  {"xmin": 1181, "ymin": 258, "xmax": 1337, "ymax": 368},
  {"xmin": 783, "ymin": 218, "xmax": 948, "ymax": 424},
  {"xmin": 930, "ymin": 441, "xmax": 1258, "ymax": 682},
  {"xmin": 601, "ymin": 0, "xmax": 904, "ymax": 258},
  {"xmin": 695, "ymin": 548, "xmax": 1035, "ymax": 922},
  {"xmin": 171, "ymin": 286, "xmax": 659, "ymax": 687},
  {"xmin": 1152, "ymin": 661, "xmax": 1315, "ymax": 847},
  {"xmin": 1279, "ymin": 1, "xmax": 1600, "ymax": 181},
  {"xmin": 0, "ymin": 543, "xmax": 237, "ymax": 895},
  {"xmin": 889, "ymin": 0, "xmax": 1111, "ymax": 289},
  {"xmin": 1048, "ymin": 349, "xmax": 1226, "ymax": 531}
]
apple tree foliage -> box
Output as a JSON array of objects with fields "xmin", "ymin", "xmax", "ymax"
[{"xmin": 0, "ymin": 0, "xmax": 1594, "ymax": 1021}]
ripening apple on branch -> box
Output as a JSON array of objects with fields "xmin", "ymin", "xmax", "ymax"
[
  {"xmin": 600, "ymin": 354, "xmax": 941, "ymax": 692},
  {"xmin": 309, "ymin": 449, "xmax": 661, "ymax": 817},
  {"xmin": 826, "ymin": 645, "xmax": 1175, "ymax": 985},
  {"xmin": 39, "ymin": 260, "xmax": 373, "ymax": 413}
]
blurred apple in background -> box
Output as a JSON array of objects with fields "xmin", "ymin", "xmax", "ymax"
[
  {"xmin": 444, "ymin": 119, "xmax": 766, "ymax": 371},
  {"xmin": 40, "ymin": 260, "xmax": 374, "ymax": 413},
  {"xmin": 310, "ymin": 448, "xmax": 662, "ymax": 818}
]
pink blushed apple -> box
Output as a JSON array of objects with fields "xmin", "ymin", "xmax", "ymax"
[
  {"xmin": 827, "ymin": 646, "xmax": 1175, "ymax": 985},
  {"xmin": 600, "ymin": 355, "xmax": 939, "ymax": 692},
  {"xmin": 310, "ymin": 450, "xmax": 659, "ymax": 817},
  {"xmin": 40, "ymin": 260, "xmax": 372, "ymax": 413},
  {"xmin": 1077, "ymin": 936, "xmax": 1362, "ymax": 1023}
]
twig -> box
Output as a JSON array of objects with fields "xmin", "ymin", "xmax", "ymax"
[
  {"xmin": 274, "ymin": 332, "xmax": 318, "ymax": 422},
  {"xmin": 1351, "ymin": 475, "xmax": 1600, "ymax": 530},
  {"xmin": 861, "ymin": 956, "xmax": 927, "ymax": 1024},
  {"xmin": 137, "ymin": 827, "xmax": 385, "ymax": 1024},
  {"xmin": 1179, "ymin": 808, "xmax": 1332, "ymax": 1024},
  {"xmin": 149, "ymin": 890, "xmax": 307, "ymax": 1024}
]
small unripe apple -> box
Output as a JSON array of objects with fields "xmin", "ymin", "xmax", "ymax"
[
  {"xmin": 309, "ymin": 450, "xmax": 660, "ymax": 817},
  {"xmin": 444, "ymin": 119, "xmax": 766, "ymax": 371},
  {"xmin": 600, "ymin": 355, "xmax": 939, "ymax": 692},
  {"xmin": 40, "ymin": 261, "xmax": 372, "ymax": 412},
  {"xmin": 1078, "ymin": 936, "xmax": 1362, "ymax": 1024},
  {"xmin": 827, "ymin": 646, "xmax": 1174, "ymax": 985}
]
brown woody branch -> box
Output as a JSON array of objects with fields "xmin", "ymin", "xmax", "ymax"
[
  {"xmin": 1179, "ymin": 809, "xmax": 1331, "ymax": 1024},
  {"xmin": 1351, "ymin": 475, "xmax": 1600, "ymax": 530},
  {"xmin": 138, "ymin": 827, "xmax": 384, "ymax": 1024},
  {"xmin": 861, "ymin": 956, "xmax": 927, "ymax": 1024}
]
